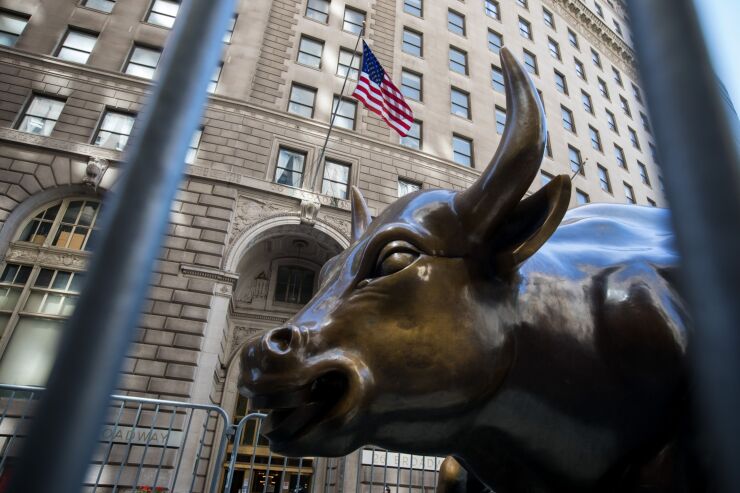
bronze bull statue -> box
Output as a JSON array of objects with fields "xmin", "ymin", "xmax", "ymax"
[{"xmin": 239, "ymin": 48, "xmax": 706, "ymax": 492}]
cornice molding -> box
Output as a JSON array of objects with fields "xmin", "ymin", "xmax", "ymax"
[
  {"xmin": 4, "ymin": 243, "xmax": 89, "ymax": 271},
  {"xmin": 180, "ymin": 264, "xmax": 239, "ymax": 287},
  {"xmin": 545, "ymin": 0, "xmax": 638, "ymax": 80},
  {"xmin": 0, "ymin": 127, "xmax": 122, "ymax": 162}
]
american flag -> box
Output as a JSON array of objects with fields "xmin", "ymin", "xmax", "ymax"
[{"xmin": 352, "ymin": 41, "xmax": 414, "ymax": 137}]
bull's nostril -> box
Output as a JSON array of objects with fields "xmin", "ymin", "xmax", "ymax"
[{"xmin": 266, "ymin": 326, "xmax": 295, "ymax": 354}]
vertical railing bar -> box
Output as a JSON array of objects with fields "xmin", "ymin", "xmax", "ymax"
[
  {"xmin": 395, "ymin": 451, "xmax": 401, "ymax": 493},
  {"xmin": 279, "ymin": 453, "xmax": 289, "ymax": 493},
  {"xmin": 247, "ymin": 418, "xmax": 264, "ymax": 493},
  {"xmin": 368, "ymin": 447, "xmax": 376, "ymax": 493},
  {"xmin": 420, "ymin": 456, "xmax": 426, "ymax": 493},
  {"xmin": 432, "ymin": 458, "xmax": 438, "ymax": 493},
  {"xmin": 112, "ymin": 402, "xmax": 144, "ymax": 493},
  {"xmin": 152, "ymin": 404, "xmax": 178, "ymax": 489},
  {"xmin": 208, "ymin": 410, "xmax": 232, "ymax": 493},
  {"xmin": 132, "ymin": 403, "xmax": 160, "ymax": 489},
  {"xmin": 262, "ymin": 442, "xmax": 274, "ymax": 493},
  {"xmin": 188, "ymin": 410, "xmax": 213, "ymax": 493},
  {"xmin": 382, "ymin": 451, "xmax": 389, "ymax": 493},
  {"xmin": 0, "ymin": 390, "xmax": 35, "ymax": 472},
  {"xmin": 172, "ymin": 407, "xmax": 196, "ymax": 492},
  {"xmin": 296, "ymin": 456, "xmax": 305, "ymax": 493},
  {"xmin": 92, "ymin": 399, "xmax": 127, "ymax": 492},
  {"xmin": 354, "ymin": 451, "xmax": 361, "ymax": 493}
]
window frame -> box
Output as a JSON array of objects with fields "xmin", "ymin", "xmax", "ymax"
[
  {"xmin": 274, "ymin": 146, "xmax": 308, "ymax": 188},
  {"xmin": 450, "ymin": 87, "xmax": 471, "ymax": 120},
  {"xmin": 401, "ymin": 69, "xmax": 423, "ymax": 101},
  {"xmin": 447, "ymin": 9, "xmax": 466, "ymax": 36},
  {"xmin": 287, "ymin": 83, "xmax": 317, "ymax": 118},
  {"xmin": 597, "ymin": 164, "xmax": 612, "ymax": 193},
  {"xmin": 402, "ymin": 28, "xmax": 423, "ymax": 58},
  {"xmin": 403, "ymin": 0, "xmax": 423, "ymax": 17},
  {"xmin": 400, "ymin": 120, "xmax": 422, "ymax": 150},
  {"xmin": 332, "ymin": 96, "xmax": 357, "ymax": 130},
  {"xmin": 568, "ymin": 145, "xmax": 584, "ymax": 175},
  {"xmin": 518, "ymin": 17, "xmax": 532, "ymax": 40},
  {"xmin": 305, "ymin": 0, "xmax": 330, "ymax": 23},
  {"xmin": 55, "ymin": 28, "xmax": 98, "ymax": 64},
  {"xmin": 484, "ymin": 0, "xmax": 500, "ymax": 20},
  {"xmin": 297, "ymin": 35, "xmax": 324, "ymax": 69},
  {"xmin": 146, "ymin": 0, "xmax": 180, "ymax": 29},
  {"xmin": 0, "ymin": 10, "xmax": 30, "ymax": 46},
  {"xmin": 554, "ymin": 69, "xmax": 568, "ymax": 95},
  {"xmin": 448, "ymin": 46, "xmax": 468, "ymax": 75},
  {"xmin": 92, "ymin": 108, "xmax": 136, "ymax": 151},
  {"xmin": 15, "ymin": 94, "xmax": 66, "ymax": 137},
  {"xmin": 561, "ymin": 105, "xmax": 575, "ymax": 133},
  {"xmin": 342, "ymin": 7, "xmax": 365, "ymax": 35},
  {"xmin": 452, "ymin": 134, "xmax": 473, "ymax": 167},
  {"xmin": 123, "ymin": 44, "xmax": 162, "ymax": 79},
  {"xmin": 321, "ymin": 159, "xmax": 352, "ymax": 199}
]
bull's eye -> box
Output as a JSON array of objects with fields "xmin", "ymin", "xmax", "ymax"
[{"xmin": 374, "ymin": 241, "xmax": 420, "ymax": 278}]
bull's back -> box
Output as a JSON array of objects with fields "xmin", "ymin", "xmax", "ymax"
[{"xmin": 527, "ymin": 203, "xmax": 678, "ymax": 277}]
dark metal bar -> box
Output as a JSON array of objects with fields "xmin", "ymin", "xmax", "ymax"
[
  {"xmin": 626, "ymin": 1, "xmax": 740, "ymax": 491},
  {"xmin": 8, "ymin": 0, "xmax": 235, "ymax": 490}
]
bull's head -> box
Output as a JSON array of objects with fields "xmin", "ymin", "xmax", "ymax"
[{"xmin": 239, "ymin": 48, "xmax": 571, "ymax": 457}]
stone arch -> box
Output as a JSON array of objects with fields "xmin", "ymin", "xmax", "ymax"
[
  {"xmin": 0, "ymin": 184, "xmax": 102, "ymax": 257},
  {"xmin": 223, "ymin": 214, "xmax": 350, "ymax": 273}
]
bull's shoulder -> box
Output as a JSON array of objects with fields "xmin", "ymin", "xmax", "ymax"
[{"xmin": 531, "ymin": 203, "xmax": 678, "ymax": 271}]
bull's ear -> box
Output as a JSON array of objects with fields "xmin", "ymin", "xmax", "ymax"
[
  {"xmin": 350, "ymin": 186, "xmax": 371, "ymax": 243},
  {"xmin": 490, "ymin": 175, "xmax": 571, "ymax": 271}
]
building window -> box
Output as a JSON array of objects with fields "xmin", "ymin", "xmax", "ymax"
[
  {"xmin": 451, "ymin": 88, "xmax": 470, "ymax": 119},
  {"xmin": 402, "ymin": 28, "xmax": 422, "ymax": 57},
  {"xmin": 574, "ymin": 58, "xmax": 586, "ymax": 81},
  {"xmin": 332, "ymin": 96, "xmax": 357, "ymax": 129},
  {"xmin": 56, "ymin": 29, "xmax": 97, "ymax": 64},
  {"xmin": 647, "ymin": 198, "xmax": 657, "ymax": 207},
  {"xmin": 343, "ymin": 7, "xmax": 365, "ymax": 35},
  {"xmin": 223, "ymin": 14, "xmax": 237, "ymax": 43},
  {"xmin": 523, "ymin": 49, "xmax": 538, "ymax": 75},
  {"xmin": 591, "ymin": 48, "xmax": 602, "ymax": 69},
  {"xmin": 124, "ymin": 45, "xmax": 161, "ymax": 79},
  {"xmin": 541, "ymin": 170, "xmax": 553, "ymax": 185},
  {"xmin": 613, "ymin": 19, "xmax": 623, "ymax": 36},
  {"xmin": 322, "ymin": 160, "xmax": 351, "ymax": 199},
  {"xmin": 275, "ymin": 148, "xmax": 306, "ymax": 187},
  {"xmin": 658, "ymin": 175, "xmax": 665, "ymax": 191},
  {"xmin": 19, "ymin": 199, "xmax": 102, "ymax": 252},
  {"xmin": 606, "ymin": 109, "xmax": 618, "ymax": 133},
  {"xmin": 594, "ymin": 2, "xmax": 604, "ymax": 17},
  {"xmin": 495, "ymin": 106, "xmax": 506, "ymax": 135},
  {"xmin": 93, "ymin": 110, "xmax": 135, "ymax": 151},
  {"xmin": 568, "ymin": 29, "xmax": 579, "ymax": 49},
  {"xmin": 614, "ymin": 144, "xmax": 626, "ymax": 168},
  {"xmin": 147, "ymin": 0, "xmax": 179, "ymax": 28},
  {"xmin": 452, "ymin": 135, "xmax": 473, "ymax": 167},
  {"xmin": 491, "ymin": 65, "xmax": 504, "ymax": 93},
  {"xmin": 274, "ymin": 266, "xmax": 315, "ymax": 305},
  {"xmin": 624, "ymin": 182, "xmax": 636, "ymax": 204},
  {"xmin": 404, "ymin": 0, "xmax": 422, "ymax": 17},
  {"xmin": 546, "ymin": 133, "xmax": 553, "ymax": 157},
  {"xmin": 208, "ymin": 63, "xmax": 222, "ymax": 94},
  {"xmin": 488, "ymin": 30, "xmax": 503, "ymax": 54},
  {"xmin": 650, "ymin": 143, "xmax": 659, "ymax": 163},
  {"xmin": 186, "ymin": 128, "xmax": 202, "ymax": 164},
  {"xmin": 0, "ymin": 11, "xmax": 29, "ymax": 47},
  {"xmin": 484, "ymin": 0, "xmax": 500, "ymax": 20},
  {"xmin": 449, "ymin": 46, "xmax": 468, "ymax": 75},
  {"xmin": 306, "ymin": 0, "xmax": 330, "ymax": 23},
  {"xmin": 398, "ymin": 178, "xmax": 421, "ymax": 196},
  {"xmin": 519, "ymin": 17, "xmax": 532, "ymax": 40},
  {"xmin": 297, "ymin": 36, "xmax": 323, "ymax": 69},
  {"xmin": 543, "ymin": 8, "xmax": 555, "ymax": 29},
  {"xmin": 16, "ymin": 96, "xmax": 65, "ymax": 137},
  {"xmin": 569, "ymin": 145, "xmax": 584, "ymax": 174},
  {"xmin": 598, "ymin": 77, "xmax": 609, "ymax": 100},
  {"xmin": 638, "ymin": 161, "xmax": 651, "ymax": 186},
  {"xmin": 628, "ymin": 127, "xmax": 640, "ymax": 149},
  {"xmin": 589, "ymin": 125, "xmax": 602, "ymax": 151},
  {"xmin": 448, "ymin": 10, "xmax": 465, "ymax": 36},
  {"xmin": 581, "ymin": 91, "xmax": 593, "ymax": 114},
  {"xmin": 640, "ymin": 112, "xmax": 651, "ymax": 134},
  {"xmin": 288, "ymin": 84, "xmax": 317, "ymax": 118},
  {"xmin": 561, "ymin": 106, "xmax": 575, "ymax": 133},
  {"xmin": 400, "ymin": 120, "xmax": 422, "ymax": 149},
  {"xmin": 576, "ymin": 189, "xmax": 590, "ymax": 205},
  {"xmin": 401, "ymin": 70, "xmax": 422, "ymax": 101},
  {"xmin": 598, "ymin": 164, "xmax": 612, "ymax": 193},
  {"xmin": 620, "ymin": 96, "xmax": 632, "ymax": 117},
  {"xmin": 517, "ymin": 0, "xmax": 529, "ymax": 8},
  {"xmin": 632, "ymin": 83, "xmax": 643, "ymax": 103},
  {"xmin": 337, "ymin": 48, "xmax": 361, "ymax": 80},
  {"xmin": 612, "ymin": 67, "xmax": 623, "ymax": 86},
  {"xmin": 548, "ymin": 38, "xmax": 561, "ymax": 60},
  {"xmin": 0, "ymin": 262, "xmax": 86, "ymax": 385},
  {"xmin": 554, "ymin": 70, "xmax": 568, "ymax": 94}
]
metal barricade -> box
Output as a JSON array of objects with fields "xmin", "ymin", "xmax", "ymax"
[
  {"xmin": 0, "ymin": 384, "xmax": 230, "ymax": 493},
  {"xmin": 222, "ymin": 413, "xmax": 445, "ymax": 493}
]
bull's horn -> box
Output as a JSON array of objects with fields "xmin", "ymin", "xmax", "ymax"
[
  {"xmin": 350, "ymin": 186, "xmax": 371, "ymax": 243},
  {"xmin": 454, "ymin": 47, "xmax": 546, "ymax": 246}
]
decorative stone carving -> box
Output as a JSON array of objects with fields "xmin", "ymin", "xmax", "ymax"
[
  {"xmin": 231, "ymin": 325, "xmax": 263, "ymax": 355},
  {"xmin": 319, "ymin": 213, "xmax": 352, "ymax": 240},
  {"xmin": 84, "ymin": 157, "xmax": 109, "ymax": 189},
  {"xmin": 300, "ymin": 199, "xmax": 321, "ymax": 226},
  {"xmin": 244, "ymin": 272, "xmax": 269, "ymax": 303},
  {"xmin": 231, "ymin": 196, "xmax": 287, "ymax": 245},
  {"xmin": 4, "ymin": 244, "xmax": 88, "ymax": 271}
]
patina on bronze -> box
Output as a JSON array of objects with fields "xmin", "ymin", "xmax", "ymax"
[{"xmin": 239, "ymin": 48, "xmax": 702, "ymax": 492}]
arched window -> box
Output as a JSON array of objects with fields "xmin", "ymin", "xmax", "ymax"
[
  {"xmin": 273, "ymin": 265, "xmax": 315, "ymax": 305},
  {"xmin": 0, "ymin": 197, "xmax": 101, "ymax": 385}
]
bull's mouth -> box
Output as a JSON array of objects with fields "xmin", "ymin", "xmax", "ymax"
[{"xmin": 250, "ymin": 370, "xmax": 349, "ymax": 444}]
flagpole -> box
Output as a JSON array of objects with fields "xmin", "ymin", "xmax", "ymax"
[{"xmin": 309, "ymin": 22, "xmax": 365, "ymax": 190}]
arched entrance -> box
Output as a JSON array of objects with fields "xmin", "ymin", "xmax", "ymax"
[{"xmin": 220, "ymin": 219, "xmax": 346, "ymax": 493}]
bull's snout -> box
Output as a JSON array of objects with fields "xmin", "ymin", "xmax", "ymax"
[{"xmin": 262, "ymin": 324, "xmax": 304, "ymax": 356}]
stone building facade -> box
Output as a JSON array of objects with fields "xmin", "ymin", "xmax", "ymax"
[{"xmin": 0, "ymin": 0, "xmax": 663, "ymax": 491}]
